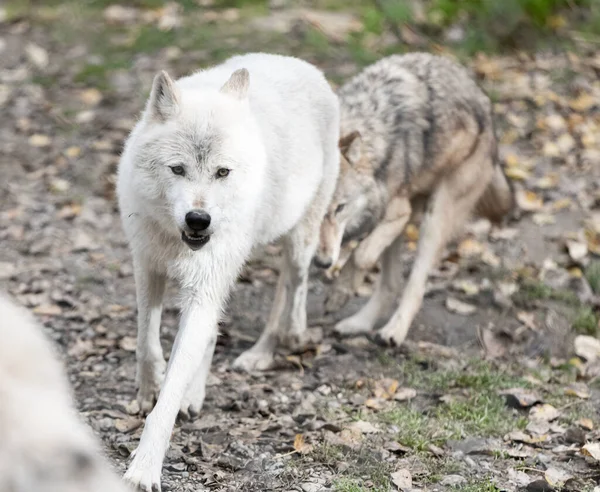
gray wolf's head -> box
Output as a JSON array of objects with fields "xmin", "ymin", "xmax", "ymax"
[
  {"xmin": 314, "ymin": 131, "xmax": 381, "ymax": 269},
  {"xmin": 131, "ymin": 68, "xmax": 266, "ymax": 251}
]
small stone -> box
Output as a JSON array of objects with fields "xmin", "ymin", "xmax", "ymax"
[
  {"xmin": 29, "ymin": 134, "xmax": 51, "ymax": 147},
  {"xmin": 25, "ymin": 43, "xmax": 49, "ymax": 69},
  {"xmin": 563, "ymin": 426, "xmax": 586, "ymax": 445},
  {"xmin": 527, "ymin": 479, "xmax": 553, "ymax": 491},
  {"xmin": 440, "ymin": 475, "xmax": 467, "ymax": 486}
]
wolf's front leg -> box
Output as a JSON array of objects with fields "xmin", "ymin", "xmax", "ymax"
[
  {"xmin": 353, "ymin": 195, "xmax": 411, "ymax": 271},
  {"xmin": 133, "ymin": 262, "xmax": 167, "ymax": 414},
  {"xmin": 178, "ymin": 335, "xmax": 217, "ymax": 421},
  {"xmin": 124, "ymin": 300, "xmax": 219, "ymax": 492}
]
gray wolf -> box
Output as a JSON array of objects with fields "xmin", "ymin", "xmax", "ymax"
[
  {"xmin": 117, "ymin": 53, "xmax": 339, "ymax": 490},
  {"xmin": 0, "ymin": 293, "xmax": 129, "ymax": 492},
  {"xmin": 314, "ymin": 53, "xmax": 513, "ymax": 347}
]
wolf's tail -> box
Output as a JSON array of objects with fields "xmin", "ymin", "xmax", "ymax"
[{"xmin": 475, "ymin": 163, "xmax": 514, "ymax": 224}]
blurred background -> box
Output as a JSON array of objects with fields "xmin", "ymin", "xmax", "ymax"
[{"xmin": 1, "ymin": 1, "xmax": 600, "ymax": 491}]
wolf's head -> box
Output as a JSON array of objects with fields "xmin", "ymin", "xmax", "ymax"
[
  {"xmin": 314, "ymin": 131, "xmax": 382, "ymax": 269},
  {"xmin": 130, "ymin": 68, "xmax": 266, "ymax": 251}
]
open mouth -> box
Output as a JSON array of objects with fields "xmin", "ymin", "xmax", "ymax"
[{"xmin": 181, "ymin": 231, "xmax": 211, "ymax": 251}]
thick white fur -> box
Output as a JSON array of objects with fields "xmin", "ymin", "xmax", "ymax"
[
  {"xmin": 0, "ymin": 293, "xmax": 129, "ymax": 492},
  {"xmin": 117, "ymin": 53, "xmax": 339, "ymax": 490}
]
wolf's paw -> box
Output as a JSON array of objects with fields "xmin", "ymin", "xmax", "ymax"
[
  {"xmin": 136, "ymin": 360, "xmax": 166, "ymax": 415},
  {"xmin": 178, "ymin": 388, "xmax": 204, "ymax": 421},
  {"xmin": 280, "ymin": 327, "xmax": 323, "ymax": 353},
  {"xmin": 136, "ymin": 383, "xmax": 160, "ymax": 416},
  {"xmin": 232, "ymin": 349, "xmax": 274, "ymax": 372},
  {"xmin": 124, "ymin": 452, "xmax": 162, "ymax": 492},
  {"xmin": 334, "ymin": 316, "xmax": 372, "ymax": 336},
  {"xmin": 374, "ymin": 324, "xmax": 406, "ymax": 347}
]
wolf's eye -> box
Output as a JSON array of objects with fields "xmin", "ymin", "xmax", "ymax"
[
  {"xmin": 216, "ymin": 168, "xmax": 230, "ymax": 178},
  {"xmin": 335, "ymin": 203, "xmax": 346, "ymax": 214},
  {"xmin": 170, "ymin": 165, "xmax": 185, "ymax": 176}
]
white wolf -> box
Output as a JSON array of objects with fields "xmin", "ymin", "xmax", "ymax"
[
  {"xmin": 0, "ymin": 293, "xmax": 129, "ymax": 492},
  {"xmin": 117, "ymin": 53, "xmax": 339, "ymax": 490}
]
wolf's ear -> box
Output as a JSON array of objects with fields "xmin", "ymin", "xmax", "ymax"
[
  {"xmin": 338, "ymin": 131, "xmax": 362, "ymax": 164},
  {"xmin": 220, "ymin": 68, "xmax": 249, "ymax": 100},
  {"xmin": 148, "ymin": 70, "xmax": 179, "ymax": 122}
]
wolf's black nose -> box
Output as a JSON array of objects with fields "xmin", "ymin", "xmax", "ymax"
[{"xmin": 185, "ymin": 210, "xmax": 211, "ymax": 231}]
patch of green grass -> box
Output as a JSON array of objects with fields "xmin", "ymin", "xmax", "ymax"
[
  {"xmin": 312, "ymin": 444, "xmax": 392, "ymax": 491},
  {"xmin": 367, "ymin": 358, "xmax": 530, "ymax": 451},
  {"xmin": 400, "ymin": 357, "xmax": 528, "ymax": 393},
  {"xmin": 333, "ymin": 478, "xmax": 389, "ymax": 492},
  {"xmin": 513, "ymin": 279, "xmax": 580, "ymax": 307},
  {"xmin": 572, "ymin": 306, "xmax": 599, "ymax": 336},
  {"xmin": 586, "ymin": 261, "xmax": 600, "ymax": 295},
  {"xmin": 452, "ymin": 479, "xmax": 501, "ymax": 491},
  {"xmin": 130, "ymin": 25, "xmax": 177, "ymax": 53},
  {"xmin": 379, "ymin": 392, "xmax": 525, "ymax": 451},
  {"xmin": 74, "ymin": 60, "xmax": 129, "ymax": 89},
  {"xmin": 304, "ymin": 27, "xmax": 332, "ymax": 56}
]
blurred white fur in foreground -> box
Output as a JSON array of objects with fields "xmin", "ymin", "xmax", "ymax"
[{"xmin": 0, "ymin": 293, "xmax": 129, "ymax": 492}]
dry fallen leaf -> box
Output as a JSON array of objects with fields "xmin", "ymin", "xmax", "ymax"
[
  {"xmin": 574, "ymin": 335, "xmax": 600, "ymax": 362},
  {"xmin": 505, "ymin": 166, "xmax": 531, "ymax": 181},
  {"xmin": 506, "ymin": 430, "xmax": 549, "ymax": 444},
  {"xmin": 500, "ymin": 388, "xmax": 542, "ymax": 408},
  {"xmin": 119, "ymin": 336, "xmax": 137, "ymax": 352},
  {"xmin": 452, "ymin": 279, "xmax": 479, "ymax": 296},
  {"xmin": 393, "ymin": 388, "xmax": 417, "ymax": 402},
  {"xmin": 390, "ymin": 469, "xmax": 412, "ymax": 491},
  {"xmin": 564, "ymin": 382, "xmax": 590, "ymax": 399},
  {"xmin": 114, "ymin": 418, "xmax": 142, "ymax": 433},
  {"xmin": 556, "ymin": 133, "xmax": 576, "ymax": 154},
  {"xmin": 78, "ymin": 88, "xmax": 103, "ymax": 106},
  {"xmin": 535, "ymin": 172, "xmax": 559, "ymax": 190},
  {"xmin": 25, "ymin": 42, "xmax": 49, "ymax": 69},
  {"xmin": 532, "ymin": 213, "xmax": 555, "ymax": 226},
  {"xmin": 517, "ymin": 311, "xmax": 538, "ymax": 331},
  {"xmin": 566, "ymin": 239, "xmax": 588, "ymax": 262},
  {"xmin": 552, "ymin": 198, "xmax": 573, "ymax": 211},
  {"xmin": 365, "ymin": 398, "xmax": 384, "ymax": 410},
  {"xmin": 64, "ymin": 146, "xmax": 82, "ymax": 158},
  {"xmin": 569, "ymin": 92, "xmax": 596, "ymax": 112},
  {"xmin": 544, "ymin": 467, "xmax": 572, "ymax": 488},
  {"xmin": 529, "ymin": 403, "xmax": 560, "ymax": 422},
  {"xmin": 373, "ymin": 378, "xmax": 399, "ymax": 400},
  {"xmin": 516, "ymin": 189, "xmax": 544, "ymax": 212},
  {"xmin": 293, "ymin": 434, "xmax": 313, "ymax": 454},
  {"xmin": 446, "ymin": 297, "xmax": 477, "ymax": 315},
  {"xmin": 478, "ymin": 326, "xmax": 507, "ymax": 359},
  {"xmin": 577, "ymin": 418, "xmax": 594, "ymax": 430},
  {"xmin": 346, "ymin": 420, "xmax": 380, "ymax": 435},
  {"xmin": 32, "ymin": 304, "xmax": 62, "ymax": 316},
  {"xmin": 29, "ymin": 134, "xmax": 51, "ymax": 147},
  {"xmin": 457, "ymin": 238, "xmax": 484, "ymax": 258},
  {"xmin": 582, "ymin": 442, "xmax": 600, "ymax": 461}
]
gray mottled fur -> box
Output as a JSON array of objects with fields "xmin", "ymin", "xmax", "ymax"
[
  {"xmin": 318, "ymin": 53, "xmax": 513, "ymax": 346},
  {"xmin": 338, "ymin": 52, "xmax": 495, "ymax": 196}
]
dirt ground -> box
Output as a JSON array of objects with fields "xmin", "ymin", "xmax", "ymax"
[{"xmin": 1, "ymin": 3, "xmax": 600, "ymax": 491}]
